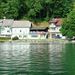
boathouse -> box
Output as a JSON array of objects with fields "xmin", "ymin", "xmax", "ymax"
[{"xmin": 29, "ymin": 23, "xmax": 49, "ymax": 39}]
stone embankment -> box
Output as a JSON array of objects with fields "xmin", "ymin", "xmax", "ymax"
[{"xmin": 10, "ymin": 39, "xmax": 68, "ymax": 44}]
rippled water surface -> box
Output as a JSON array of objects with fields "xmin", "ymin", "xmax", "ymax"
[{"xmin": 0, "ymin": 41, "xmax": 75, "ymax": 75}]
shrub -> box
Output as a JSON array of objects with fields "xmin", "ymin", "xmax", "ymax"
[{"xmin": 12, "ymin": 36, "xmax": 19, "ymax": 40}]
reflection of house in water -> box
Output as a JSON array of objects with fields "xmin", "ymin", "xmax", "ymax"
[
  {"xmin": 49, "ymin": 18, "xmax": 65, "ymax": 39},
  {"xmin": 28, "ymin": 43, "xmax": 50, "ymax": 75},
  {"xmin": 2, "ymin": 42, "xmax": 30, "ymax": 57},
  {"xmin": 48, "ymin": 42, "xmax": 65, "ymax": 74}
]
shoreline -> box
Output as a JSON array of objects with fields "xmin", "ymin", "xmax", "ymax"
[{"xmin": 0, "ymin": 39, "xmax": 68, "ymax": 43}]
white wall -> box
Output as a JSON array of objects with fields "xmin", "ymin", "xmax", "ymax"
[
  {"xmin": 49, "ymin": 23, "xmax": 61, "ymax": 33},
  {"xmin": 1, "ymin": 27, "xmax": 11, "ymax": 35},
  {"xmin": 49, "ymin": 23, "xmax": 65, "ymax": 39},
  {"xmin": 12, "ymin": 28, "xmax": 30, "ymax": 39}
]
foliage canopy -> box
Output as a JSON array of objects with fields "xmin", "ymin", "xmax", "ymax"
[
  {"xmin": 0, "ymin": 0, "xmax": 73, "ymax": 21},
  {"xmin": 60, "ymin": 10, "xmax": 75, "ymax": 39}
]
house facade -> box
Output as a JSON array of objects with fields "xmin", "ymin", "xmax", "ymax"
[
  {"xmin": 0, "ymin": 19, "xmax": 48, "ymax": 39},
  {"xmin": 0, "ymin": 18, "xmax": 65, "ymax": 39},
  {"xmin": 0, "ymin": 19, "xmax": 13, "ymax": 37},
  {"xmin": 0, "ymin": 19, "xmax": 32, "ymax": 39},
  {"xmin": 11, "ymin": 21, "xmax": 31, "ymax": 39},
  {"xmin": 49, "ymin": 18, "xmax": 65, "ymax": 39},
  {"xmin": 30, "ymin": 26, "xmax": 48, "ymax": 39}
]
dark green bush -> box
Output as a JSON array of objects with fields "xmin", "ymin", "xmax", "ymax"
[{"xmin": 12, "ymin": 36, "xmax": 19, "ymax": 40}]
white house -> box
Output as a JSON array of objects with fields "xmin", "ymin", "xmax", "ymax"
[
  {"xmin": 11, "ymin": 20, "xmax": 31, "ymax": 39},
  {"xmin": 49, "ymin": 18, "xmax": 65, "ymax": 39},
  {"xmin": 0, "ymin": 19, "xmax": 14, "ymax": 37},
  {"xmin": 0, "ymin": 19, "xmax": 49, "ymax": 39},
  {"xmin": 0, "ymin": 19, "xmax": 32, "ymax": 39},
  {"xmin": 0, "ymin": 18, "xmax": 66, "ymax": 39}
]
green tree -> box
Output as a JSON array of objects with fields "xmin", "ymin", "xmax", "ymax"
[
  {"xmin": 25, "ymin": 0, "xmax": 43, "ymax": 21},
  {"xmin": 60, "ymin": 10, "xmax": 75, "ymax": 39},
  {"xmin": 0, "ymin": 0, "xmax": 73, "ymax": 21},
  {"xmin": 18, "ymin": 0, "xmax": 28, "ymax": 19},
  {"xmin": 0, "ymin": 0, "xmax": 19, "ymax": 19},
  {"xmin": 26, "ymin": 0, "xmax": 73, "ymax": 21},
  {"xmin": 49, "ymin": 0, "xmax": 73, "ymax": 18}
]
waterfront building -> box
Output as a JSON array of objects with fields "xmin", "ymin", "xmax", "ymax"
[
  {"xmin": 0, "ymin": 19, "xmax": 48, "ymax": 39},
  {"xmin": 11, "ymin": 20, "xmax": 31, "ymax": 39},
  {"xmin": 0, "ymin": 19, "xmax": 13, "ymax": 37},
  {"xmin": 0, "ymin": 18, "xmax": 65, "ymax": 39},
  {"xmin": 49, "ymin": 18, "xmax": 65, "ymax": 39},
  {"xmin": 30, "ymin": 25, "xmax": 48, "ymax": 39}
]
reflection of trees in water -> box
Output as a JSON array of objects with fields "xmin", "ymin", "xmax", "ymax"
[
  {"xmin": 28, "ymin": 43, "xmax": 50, "ymax": 75},
  {"xmin": 0, "ymin": 42, "xmax": 69, "ymax": 75},
  {"xmin": 64, "ymin": 43, "xmax": 75, "ymax": 75}
]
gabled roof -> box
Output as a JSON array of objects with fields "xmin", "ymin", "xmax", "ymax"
[
  {"xmin": 30, "ymin": 27, "xmax": 48, "ymax": 30},
  {"xmin": 30, "ymin": 24, "xmax": 48, "ymax": 31},
  {"xmin": 0, "ymin": 19, "xmax": 31, "ymax": 28},
  {"xmin": 12, "ymin": 20, "xmax": 31, "ymax": 28},
  {"xmin": 49, "ymin": 18, "xmax": 63, "ymax": 26},
  {"xmin": 0, "ymin": 19, "xmax": 14, "ymax": 26}
]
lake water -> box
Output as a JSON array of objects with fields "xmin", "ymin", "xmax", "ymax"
[{"xmin": 0, "ymin": 41, "xmax": 75, "ymax": 75}]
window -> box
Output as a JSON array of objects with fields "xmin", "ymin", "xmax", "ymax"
[
  {"xmin": 7, "ymin": 30, "xmax": 10, "ymax": 32},
  {"xmin": 31, "ymin": 34, "xmax": 38, "ymax": 37},
  {"xmin": 24, "ymin": 35, "xmax": 27, "ymax": 37},
  {"xmin": 51, "ymin": 27, "xmax": 55, "ymax": 30},
  {"xmin": 20, "ymin": 30, "xmax": 21, "ymax": 32},
  {"xmin": 19, "ymin": 35, "xmax": 22, "ymax": 37}
]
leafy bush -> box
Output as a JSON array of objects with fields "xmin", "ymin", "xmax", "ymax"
[
  {"xmin": 60, "ymin": 10, "xmax": 75, "ymax": 40},
  {"xmin": 12, "ymin": 36, "xmax": 19, "ymax": 40}
]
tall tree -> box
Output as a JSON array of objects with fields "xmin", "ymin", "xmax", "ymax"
[
  {"xmin": 0, "ymin": 0, "xmax": 19, "ymax": 19},
  {"xmin": 49, "ymin": 0, "xmax": 73, "ymax": 18},
  {"xmin": 25, "ymin": 0, "xmax": 43, "ymax": 21},
  {"xmin": 0, "ymin": 0, "xmax": 73, "ymax": 21},
  {"xmin": 25, "ymin": 0, "xmax": 73, "ymax": 21},
  {"xmin": 60, "ymin": 10, "xmax": 75, "ymax": 39}
]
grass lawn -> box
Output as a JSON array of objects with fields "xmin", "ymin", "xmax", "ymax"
[{"xmin": 0, "ymin": 37, "xmax": 11, "ymax": 42}]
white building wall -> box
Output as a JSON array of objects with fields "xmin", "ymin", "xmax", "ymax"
[
  {"xmin": 12, "ymin": 28, "xmax": 30, "ymax": 39},
  {"xmin": 49, "ymin": 23, "xmax": 61, "ymax": 33},
  {"xmin": 49, "ymin": 23, "xmax": 65, "ymax": 39},
  {"xmin": 55, "ymin": 26, "xmax": 61, "ymax": 32},
  {"xmin": 1, "ymin": 27, "xmax": 11, "ymax": 35}
]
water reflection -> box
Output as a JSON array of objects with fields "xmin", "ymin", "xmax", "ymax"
[
  {"xmin": 28, "ymin": 43, "xmax": 50, "ymax": 75},
  {"xmin": 0, "ymin": 42, "xmax": 30, "ymax": 75},
  {"xmin": 64, "ymin": 43, "xmax": 75, "ymax": 75},
  {"xmin": 49, "ymin": 42, "xmax": 66, "ymax": 75},
  {"xmin": 0, "ymin": 41, "xmax": 74, "ymax": 75}
]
